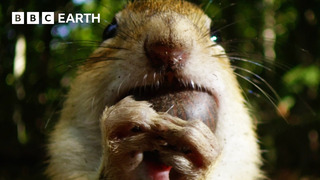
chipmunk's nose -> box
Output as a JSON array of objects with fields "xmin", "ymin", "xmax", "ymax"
[{"xmin": 144, "ymin": 41, "xmax": 189, "ymax": 71}]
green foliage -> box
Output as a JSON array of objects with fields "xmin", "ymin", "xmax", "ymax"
[{"xmin": 284, "ymin": 65, "xmax": 320, "ymax": 93}]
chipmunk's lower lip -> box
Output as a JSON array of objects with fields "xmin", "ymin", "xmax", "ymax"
[
  {"xmin": 143, "ymin": 151, "xmax": 172, "ymax": 180},
  {"xmin": 125, "ymin": 80, "xmax": 218, "ymax": 132}
]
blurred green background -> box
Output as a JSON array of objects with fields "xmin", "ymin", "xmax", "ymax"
[{"xmin": 0, "ymin": 0, "xmax": 319, "ymax": 179}]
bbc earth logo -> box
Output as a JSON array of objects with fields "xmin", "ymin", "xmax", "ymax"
[{"xmin": 12, "ymin": 12, "xmax": 100, "ymax": 24}]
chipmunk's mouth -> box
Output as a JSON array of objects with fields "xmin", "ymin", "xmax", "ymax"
[
  {"xmin": 143, "ymin": 151, "xmax": 172, "ymax": 180},
  {"xmin": 125, "ymin": 78, "xmax": 218, "ymax": 132},
  {"xmin": 117, "ymin": 77, "xmax": 218, "ymax": 179}
]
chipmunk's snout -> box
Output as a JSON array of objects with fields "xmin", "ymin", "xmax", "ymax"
[
  {"xmin": 141, "ymin": 13, "xmax": 197, "ymax": 72},
  {"xmin": 144, "ymin": 40, "xmax": 189, "ymax": 71}
]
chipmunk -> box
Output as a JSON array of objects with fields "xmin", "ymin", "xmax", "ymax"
[{"xmin": 47, "ymin": 0, "xmax": 263, "ymax": 179}]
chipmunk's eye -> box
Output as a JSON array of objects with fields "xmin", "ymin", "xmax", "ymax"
[
  {"xmin": 210, "ymin": 27, "xmax": 222, "ymax": 43},
  {"xmin": 102, "ymin": 18, "xmax": 118, "ymax": 40}
]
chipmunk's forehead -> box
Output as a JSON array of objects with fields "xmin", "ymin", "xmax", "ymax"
[
  {"xmin": 125, "ymin": 0, "xmax": 203, "ymax": 15},
  {"xmin": 116, "ymin": 0, "xmax": 211, "ymax": 29}
]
